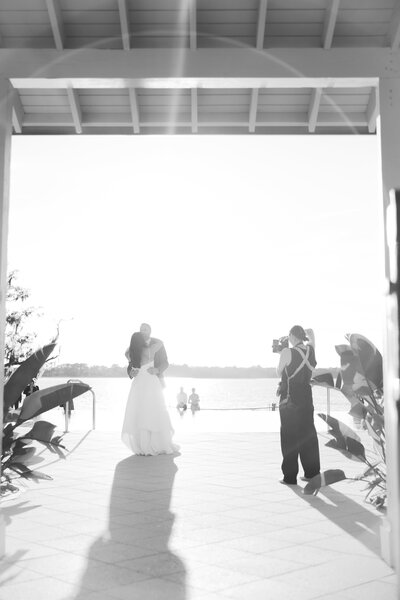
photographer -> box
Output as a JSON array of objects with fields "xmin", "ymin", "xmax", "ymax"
[{"xmin": 275, "ymin": 325, "xmax": 320, "ymax": 486}]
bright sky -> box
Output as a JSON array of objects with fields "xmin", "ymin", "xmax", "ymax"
[{"xmin": 7, "ymin": 134, "xmax": 384, "ymax": 369}]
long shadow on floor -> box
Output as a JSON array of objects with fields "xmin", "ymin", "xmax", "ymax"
[
  {"xmin": 73, "ymin": 452, "xmax": 186, "ymax": 599},
  {"xmin": 0, "ymin": 501, "xmax": 39, "ymax": 586},
  {"xmin": 291, "ymin": 484, "xmax": 383, "ymax": 556}
]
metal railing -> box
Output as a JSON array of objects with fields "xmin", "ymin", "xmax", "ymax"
[{"xmin": 64, "ymin": 379, "xmax": 96, "ymax": 433}]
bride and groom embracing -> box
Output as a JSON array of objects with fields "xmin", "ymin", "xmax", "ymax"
[{"xmin": 122, "ymin": 322, "xmax": 179, "ymax": 456}]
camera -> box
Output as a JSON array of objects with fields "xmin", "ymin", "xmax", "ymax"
[{"xmin": 272, "ymin": 336, "xmax": 289, "ymax": 353}]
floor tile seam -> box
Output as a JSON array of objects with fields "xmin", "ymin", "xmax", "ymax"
[
  {"xmin": 202, "ymin": 538, "xmax": 301, "ymax": 554},
  {"xmin": 49, "ymin": 561, "xmax": 157, "ymax": 583},
  {"xmin": 267, "ymin": 556, "xmax": 394, "ymax": 584},
  {"xmin": 0, "ymin": 568, "xmax": 44, "ymax": 587},
  {"xmin": 159, "ymin": 569, "xmax": 265, "ymax": 592},
  {"xmin": 176, "ymin": 550, "xmax": 326, "ymax": 573},
  {"xmin": 305, "ymin": 538, "xmax": 384, "ymax": 558},
  {"xmin": 309, "ymin": 575, "xmax": 397, "ymax": 600},
  {"xmin": 2, "ymin": 527, "xmax": 96, "ymax": 544},
  {"xmin": 103, "ymin": 577, "xmax": 207, "ymax": 599}
]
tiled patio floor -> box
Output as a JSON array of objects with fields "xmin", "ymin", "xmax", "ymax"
[{"xmin": 0, "ymin": 431, "xmax": 396, "ymax": 600}]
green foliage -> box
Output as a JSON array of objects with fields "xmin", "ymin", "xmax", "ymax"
[
  {"xmin": 2, "ymin": 341, "xmax": 92, "ymax": 499},
  {"xmin": 5, "ymin": 271, "xmax": 43, "ymax": 377},
  {"xmin": 309, "ymin": 333, "xmax": 386, "ymax": 509}
]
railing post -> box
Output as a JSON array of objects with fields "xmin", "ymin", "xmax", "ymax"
[
  {"xmin": 91, "ymin": 389, "xmax": 96, "ymax": 430},
  {"xmin": 64, "ymin": 401, "xmax": 69, "ymax": 433},
  {"xmin": 326, "ymin": 387, "xmax": 331, "ymax": 431}
]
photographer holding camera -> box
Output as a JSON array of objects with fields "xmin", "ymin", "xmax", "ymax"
[{"xmin": 274, "ymin": 325, "xmax": 320, "ymax": 486}]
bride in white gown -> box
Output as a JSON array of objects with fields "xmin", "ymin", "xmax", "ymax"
[{"xmin": 122, "ymin": 333, "xmax": 178, "ymax": 455}]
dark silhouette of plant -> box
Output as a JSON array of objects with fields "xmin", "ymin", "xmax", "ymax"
[
  {"xmin": 5, "ymin": 271, "xmax": 44, "ymax": 377},
  {"xmin": 308, "ymin": 334, "xmax": 386, "ymax": 509},
  {"xmin": 1, "ymin": 340, "xmax": 91, "ymax": 499}
]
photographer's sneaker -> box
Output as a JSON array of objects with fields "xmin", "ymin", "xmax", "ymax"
[{"xmin": 279, "ymin": 479, "xmax": 297, "ymax": 486}]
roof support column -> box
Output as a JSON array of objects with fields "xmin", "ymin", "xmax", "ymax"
[
  {"xmin": 378, "ymin": 76, "xmax": 400, "ymax": 589},
  {"xmin": 0, "ymin": 78, "xmax": 14, "ymax": 558}
]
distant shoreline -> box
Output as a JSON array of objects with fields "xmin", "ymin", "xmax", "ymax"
[{"xmin": 43, "ymin": 364, "xmax": 339, "ymax": 379}]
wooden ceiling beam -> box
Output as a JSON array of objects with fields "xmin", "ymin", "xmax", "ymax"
[
  {"xmin": 128, "ymin": 88, "xmax": 140, "ymax": 133},
  {"xmin": 388, "ymin": 2, "xmax": 400, "ymax": 50},
  {"xmin": 366, "ymin": 86, "xmax": 379, "ymax": 133},
  {"xmin": 249, "ymin": 89, "xmax": 259, "ymax": 132},
  {"xmin": 4, "ymin": 47, "xmax": 385, "ymax": 85},
  {"xmin": 322, "ymin": 0, "xmax": 340, "ymax": 49},
  {"xmin": 45, "ymin": 0, "xmax": 65, "ymax": 50},
  {"xmin": 118, "ymin": 0, "xmax": 131, "ymax": 51},
  {"xmin": 256, "ymin": 0, "xmax": 268, "ymax": 50},
  {"xmin": 191, "ymin": 88, "xmax": 198, "ymax": 133},
  {"xmin": 308, "ymin": 88, "xmax": 322, "ymax": 132},
  {"xmin": 66, "ymin": 87, "xmax": 82, "ymax": 133},
  {"xmin": 11, "ymin": 89, "xmax": 24, "ymax": 133},
  {"xmin": 189, "ymin": 0, "xmax": 197, "ymax": 51}
]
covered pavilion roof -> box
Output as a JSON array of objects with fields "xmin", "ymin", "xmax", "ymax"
[{"xmin": 1, "ymin": 0, "xmax": 399, "ymax": 135}]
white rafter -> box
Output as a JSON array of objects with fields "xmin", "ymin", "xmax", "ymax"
[
  {"xmin": 66, "ymin": 87, "xmax": 82, "ymax": 134},
  {"xmin": 189, "ymin": 0, "xmax": 197, "ymax": 131},
  {"xmin": 256, "ymin": 0, "xmax": 268, "ymax": 50},
  {"xmin": 45, "ymin": 0, "xmax": 65, "ymax": 50},
  {"xmin": 308, "ymin": 88, "xmax": 322, "ymax": 133},
  {"xmin": 366, "ymin": 86, "xmax": 379, "ymax": 133},
  {"xmin": 249, "ymin": 89, "xmax": 259, "ymax": 133},
  {"xmin": 189, "ymin": 0, "xmax": 197, "ymax": 50},
  {"xmin": 388, "ymin": 2, "xmax": 400, "ymax": 50},
  {"xmin": 11, "ymin": 90, "xmax": 24, "ymax": 134},
  {"xmin": 118, "ymin": 0, "xmax": 130, "ymax": 51},
  {"xmin": 322, "ymin": 0, "xmax": 340, "ymax": 49},
  {"xmin": 5, "ymin": 48, "xmax": 382, "ymax": 88},
  {"xmin": 191, "ymin": 88, "xmax": 198, "ymax": 133},
  {"xmin": 128, "ymin": 88, "xmax": 140, "ymax": 134}
]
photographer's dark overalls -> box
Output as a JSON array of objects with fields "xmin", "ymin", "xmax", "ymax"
[{"xmin": 279, "ymin": 343, "xmax": 320, "ymax": 484}]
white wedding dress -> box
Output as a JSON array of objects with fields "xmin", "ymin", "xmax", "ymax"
[{"xmin": 122, "ymin": 361, "xmax": 179, "ymax": 455}]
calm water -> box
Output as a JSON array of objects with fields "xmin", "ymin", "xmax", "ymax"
[{"xmin": 37, "ymin": 376, "xmax": 352, "ymax": 433}]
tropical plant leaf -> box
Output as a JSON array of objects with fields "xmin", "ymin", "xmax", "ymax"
[
  {"xmin": 373, "ymin": 439, "xmax": 386, "ymax": 463},
  {"xmin": 4, "ymin": 341, "xmax": 57, "ymax": 411},
  {"xmin": 365, "ymin": 420, "xmax": 382, "ymax": 443},
  {"xmin": 354, "ymin": 385, "xmax": 373, "ymax": 398},
  {"xmin": 1, "ymin": 424, "xmax": 15, "ymax": 453},
  {"xmin": 363, "ymin": 478, "xmax": 384, "ymax": 499},
  {"xmin": 362, "ymin": 394, "xmax": 384, "ymax": 417},
  {"xmin": 17, "ymin": 382, "xmax": 91, "ymax": 423},
  {"xmin": 51, "ymin": 435, "xmax": 65, "ymax": 448},
  {"xmin": 26, "ymin": 470, "xmax": 53, "ymax": 481},
  {"xmin": 335, "ymin": 372, "xmax": 342, "ymax": 389},
  {"xmin": 10, "ymin": 446, "xmax": 36, "ymax": 461},
  {"xmin": 358, "ymin": 463, "xmax": 382, "ymax": 478},
  {"xmin": 369, "ymin": 492, "xmax": 386, "ymax": 509},
  {"xmin": 8, "ymin": 462, "xmax": 52, "ymax": 481},
  {"xmin": 21, "ymin": 421, "xmax": 56, "ymax": 443},
  {"xmin": 303, "ymin": 469, "xmax": 347, "ymax": 495},
  {"xmin": 318, "ymin": 413, "xmax": 361, "ymax": 443},
  {"xmin": 347, "ymin": 334, "xmax": 383, "ymax": 392},
  {"xmin": 348, "ymin": 399, "xmax": 367, "ymax": 419},
  {"xmin": 325, "ymin": 438, "xmax": 365, "ymax": 462},
  {"xmin": 8, "ymin": 462, "xmax": 32, "ymax": 474},
  {"xmin": 346, "ymin": 437, "xmax": 366, "ymax": 460},
  {"xmin": 311, "ymin": 373, "xmax": 335, "ymax": 388}
]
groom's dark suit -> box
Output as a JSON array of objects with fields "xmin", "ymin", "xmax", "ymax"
[
  {"xmin": 127, "ymin": 335, "xmax": 169, "ymax": 381},
  {"xmin": 149, "ymin": 337, "xmax": 169, "ymax": 376}
]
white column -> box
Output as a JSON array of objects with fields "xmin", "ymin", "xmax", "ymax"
[
  {"xmin": 378, "ymin": 76, "xmax": 400, "ymax": 582},
  {"xmin": 0, "ymin": 78, "xmax": 13, "ymax": 558}
]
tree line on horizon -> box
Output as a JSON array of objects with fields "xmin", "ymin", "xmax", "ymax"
[{"xmin": 43, "ymin": 363, "xmax": 339, "ymax": 379}]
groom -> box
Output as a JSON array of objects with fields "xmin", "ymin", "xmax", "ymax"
[{"xmin": 126, "ymin": 323, "xmax": 169, "ymax": 385}]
